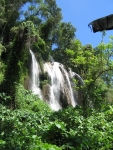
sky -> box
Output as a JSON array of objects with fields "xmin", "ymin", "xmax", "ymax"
[{"xmin": 56, "ymin": 0, "xmax": 113, "ymax": 47}]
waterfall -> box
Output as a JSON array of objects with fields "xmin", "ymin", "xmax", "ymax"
[
  {"xmin": 29, "ymin": 49, "xmax": 42, "ymax": 99},
  {"xmin": 29, "ymin": 50, "xmax": 81, "ymax": 111},
  {"xmin": 69, "ymin": 69, "xmax": 84, "ymax": 86},
  {"xmin": 69, "ymin": 69, "xmax": 84, "ymax": 106},
  {"xmin": 59, "ymin": 65, "xmax": 76, "ymax": 107},
  {"xmin": 44, "ymin": 62, "xmax": 62, "ymax": 111}
]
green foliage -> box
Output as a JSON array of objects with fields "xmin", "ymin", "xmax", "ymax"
[
  {"xmin": 0, "ymin": 84, "xmax": 61, "ymax": 149},
  {"xmin": 0, "ymin": 0, "xmax": 30, "ymax": 43},
  {"xmin": 0, "ymin": 0, "xmax": 5, "ymax": 26},
  {"xmin": 11, "ymin": 21, "xmax": 39, "ymax": 48},
  {"xmin": 52, "ymin": 22, "xmax": 76, "ymax": 63},
  {"xmin": 23, "ymin": 0, "xmax": 62, "ymax": 49},
  {"xmin": 0, "ymin": 0, "xmax": 113, "ymax": 149},
  {"xmin": 33, "ymin": 39, "xmax": 50, "ymax": 61},
  {"xmin": 0, "ymin": 105, "xmax": 54, "ymax": 149},
  {"xmin": 0, "ymin": 92, "xmax": 11, "ymax": 105},
  {"xmin": 0, "ymin": 61, "xmax": 6, "ymax": 84},
  {"xmin": 1, "ymin": 95, "xmax": 113, "ymax": 150},
  {"xmin": 41, "ymin": 106, "xmax": 113, "ymax": 149},
  {"xmin": 39, "ymin": 72, "xmax": 50, "ymax": 88},
  {"xmin": 40, "ymin": 80, "xmax": 49, "ymax": 89},
  {"xmin": 0, "ymin": 43, "xmax": 6, "ymax": 56},
  {"xmin": 15, "ymin": 84, "xmax": 51, "ymax": 112},
  {"xmin": 0, "ymin": 44, "xmax": 6, "ymax": 83},
  {"xmin": 1, "ymin": 31, "xmax": 27, "ymax": 106},
  {"xmin": 105, "ymin": 87, "xmax": 113, "ymax": 104},
  {"xmin": 65, "ymin": 38, "xmax": 113, "ymax": 112}
]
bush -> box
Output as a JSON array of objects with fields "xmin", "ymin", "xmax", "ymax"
[{"xmin": 0, "ymin": 84, "xmax": 113, "ymax": 149}]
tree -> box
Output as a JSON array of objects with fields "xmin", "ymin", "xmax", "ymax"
[
  {"xmin": 1, "ymin": 21, "xmax": 38, "ymax": 108},
  {"xmin": 52, "ymin": 22, "xmax": 76, "ymax": 63},
  {"xmin": 23, "ymin": 0, "xmax": 62, "ymax": 50},
  {"xmin": 0, "ymin": 0, "xmax": 29, "ymax": 44},
  {"xmin": 65, "ymin": 38, "xmax": 113, "ymax": 114}
]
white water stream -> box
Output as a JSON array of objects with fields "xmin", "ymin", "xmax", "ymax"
[
  {"xmin": 29, "ymin": 50, "xmax": 81, "ymax": 111},
  {"xmin": 30, "ymin": 49, "xmax": 43, "ymax": 99}
]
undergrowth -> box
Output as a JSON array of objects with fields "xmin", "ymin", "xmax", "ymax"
[{"xmin": 0, "ymin": 84, "xmax": 113, "ymax": 150}]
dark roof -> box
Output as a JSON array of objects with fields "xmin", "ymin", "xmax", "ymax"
[{"xmin": 88, "ymin": 14, "xmax": 113, "ymax": 33}]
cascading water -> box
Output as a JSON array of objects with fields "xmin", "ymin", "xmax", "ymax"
[
  {"xmin": 69, "ymin": 69, "xmax": 84, "ymax": 106},
  {"xmin": 44, "ymin": 62, "xmax": 63, "ymax": 111},
  {"xmin": 29, "ymin": 49, "xmax": 42, "ymax": 99},
  {"xmin": 69, "ymin": 70, "xmax": 84, "ymax": 86},
  {"xmin": 59, "ymin": 65, "xmax": 76, "ymax": 107},
  {"xmin": 29, "ymin": 50, "xmax": 81, "ymax": 111}
]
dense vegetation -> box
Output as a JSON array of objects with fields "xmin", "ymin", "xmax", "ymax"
[{"xmin": 0, "ymin": 0, "xmax": 113, "ymax": 149}]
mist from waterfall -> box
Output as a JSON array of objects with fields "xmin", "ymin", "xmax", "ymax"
[{"xmin": 29, "ymin": 50, "xmax": 82, "ymax": 111}]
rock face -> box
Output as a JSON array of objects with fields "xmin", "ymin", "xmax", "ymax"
[
  {"xmin": 29, "ymin": 50, "xmax": 84, "ymax": 111},
  {"xmin": 42, "ymin": 84, "xmax": 51, "ymax": 103}
]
